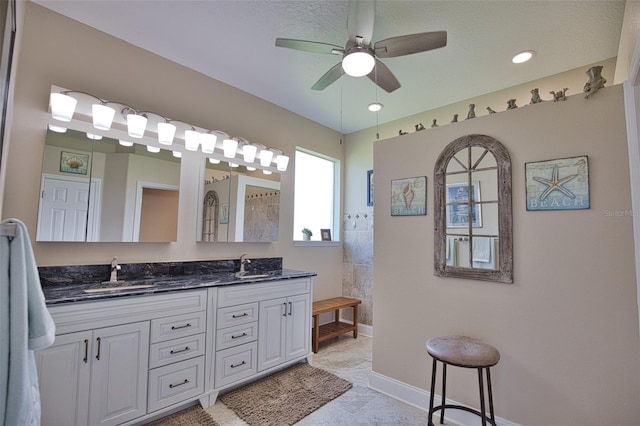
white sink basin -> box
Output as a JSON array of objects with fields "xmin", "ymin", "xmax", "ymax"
[
  {"xmin": 83, "ymin": 281, "xmax": 156, "ymax": 293},
  {"xmin": 235, "ymin": 272, "xmax": 271, "ymax": 279}
]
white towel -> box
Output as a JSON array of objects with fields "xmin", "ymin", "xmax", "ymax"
[
  {"xmin": 472, "ymin": 237, "xmax": 492, "ymax": 262},
  {"xmin": 446, "ymin": 236, "xmax": 457, "ymax": 266},
  {"xmin": 1, "ymin": 218, "xmax": 56, "ymax": 426},
  {"xmin": 473, "ymin": 237, "xmax": 496, "ymax": 269}
]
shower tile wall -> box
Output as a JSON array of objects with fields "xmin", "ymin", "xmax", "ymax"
[{"xmin": 343, "ymin": 211, "xmax": 373, "ymax": 326}]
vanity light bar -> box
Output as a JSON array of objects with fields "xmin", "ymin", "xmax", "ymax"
[{"xmin": 48, "ymin": 86, "xmax": 289, "ymax": 172}]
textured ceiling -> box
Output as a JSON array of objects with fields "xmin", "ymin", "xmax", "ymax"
[{"xmin": 33, "ymin": 0, "xmax": 625, "ymax": 134}]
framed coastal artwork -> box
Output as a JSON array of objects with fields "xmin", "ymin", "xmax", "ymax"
[
  {"xmin": 525, "ymin": 156, "xmax": 589, "ymax": 211},
  {"xmin": 60, "ymin": 151, "xmax": 89, "ymax": 175},
  {"xmin": 391, "ymin": 176, "xmax": 426, "ymax": 216},
  {"xmin": 446, "ymin": 181, "xmax": 482, "ymax": 228}
]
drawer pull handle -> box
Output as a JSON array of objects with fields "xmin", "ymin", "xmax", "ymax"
[
  {"xmin": 230, "ymin": 360, "xmax": 247, "ymax": 369},
  {"xmin": 83, "ymin": 339, "xmax": 89, "ymax": 363},
  {"xmin": 171, "ymin": 323, "xmax": 191, "ymax": 330},
  {"xmin": 169, "ymin": 379, "xmax": 189, "ymax": 389},
  {"xmin": 95, "ymin": 337, "xmax": 101, "ymax": 360},
  {"xmin": 170, "ymin": 346, "xmax": 190, "ymax": 355},
  {"xmin": 232, "ymin": 313, "xmax": 248, "ymax": 318},
  {"xmin": 231, "ymin": 332, "xmax": 248, "ymax": 339}
]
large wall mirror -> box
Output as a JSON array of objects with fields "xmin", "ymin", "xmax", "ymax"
[
  {"xmin": 37, "ymin": 127, "xmax": 181, "ymax": 242},
  {"xmin": 434, "ymin": 134, "xmax": 513, "ymax": 283},
  {"xmin": 198, "ymin": 160, "xmax": 280, "ymax": 243}
]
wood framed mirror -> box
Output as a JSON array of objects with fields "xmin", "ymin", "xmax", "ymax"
[{"xmin": 434, "ymin": 134, "xmax": 513, "ymax": 283}]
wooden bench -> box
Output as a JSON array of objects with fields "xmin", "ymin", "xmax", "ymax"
[{"xmin": 312, "ymin": 297, "xmax": 362, "ymax": 353}]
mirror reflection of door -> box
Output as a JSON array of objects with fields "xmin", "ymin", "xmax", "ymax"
[
  {"xmin": 137, "ymin": 187, "xmax": 179, "ymax": 242},
  {"xmin": 36, "ymin": 174, "xmax": 99, "ymax": 241},
  {"xmin": 202, "ymin": 190, "xmax": 220, "ymax": 242},
  {"xmin": 38, "ymin": 127, "xmax": 181, "ymax": 242}
]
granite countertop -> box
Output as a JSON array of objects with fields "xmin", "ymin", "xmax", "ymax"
[{"xmin": 43, "ymin": 269, "xmax": 316, "ymax": 306}]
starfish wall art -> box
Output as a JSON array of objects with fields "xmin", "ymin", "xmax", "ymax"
[{"xmin": 525, "ymin": 156, "xmax": 589, "ymax": 211}]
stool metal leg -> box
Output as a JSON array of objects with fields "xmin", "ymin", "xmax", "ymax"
[
  {"xmin": 428, "ymin": 359, "xmax": 437, "ymax": 426},
  {"xmin": 486, "ymin": 368, "xmax": 495, "ymax": 425},
  {"xmin": 441, "ymin": 363, "xmax": 447, "ymax": 424},
  {"xmin": 477, "ymin": 368, "xmax": 487, "ymax": 426}
]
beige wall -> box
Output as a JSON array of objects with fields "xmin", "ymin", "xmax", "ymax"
[
  {"xmin": 1, "ymin": 3, "xmax": 343, "ymax": 301},
  {"xmin": 371, "ymin": 85, "xmax": 640, "ymax": 424}
]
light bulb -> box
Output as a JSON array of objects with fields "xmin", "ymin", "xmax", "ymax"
[
  {"xmin": 158, "ymin": 122, "xmax": 176, "ymax": 145},
  {"xmin": 119, "ymin": 139, "xmax": 134, "ymax": 147},
  {"xmin": 223, "ymin": 138, "xmax": 238, "ymax": 158},
  {"xmin": 92, "ymin": 104, "xmax": 115, "ymax": 130},
  {"xmin": 127, "ymin": 114, "xmax": 147, "ymax": 138},
  {"xmin": 201, "ymin": 133, "xmax": 217, "ymax": 154},
  {"xmin": 242, "ymin": 144, "xmax": 258, "ymax": 162},
  {"xmin": 259, "ymin": 149, "xmax": 274, "ymax": 167},
  {"xmin": 86, "ymin": 133, "xmax": 102, "ymax": 140},
  {"xmin": 184, "ymin": 130, "xmax": 201, "ymax": 151},
  {"xmin": 276, "ymin": 154, "xmax": 289, "ymax": 171},
  {"xmin": 146, "ymin": 145, "xmax": 161, "ymax": 153},
  {"xmin": 49, "ymin": 93, "xmax": 77, "ymax": 121},
  {"xmin": 342, "ymin": 50, "xmax": 375, "ymax": 77}
]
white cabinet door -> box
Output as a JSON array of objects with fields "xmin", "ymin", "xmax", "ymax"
[
  {"xmin": 258, "ymin": 294, "xmax": 311, "ymax": 371},
  {"xmin": 89, "ymin": 322, "xmax": 150, "ymax": 426},
  {"xmin": 286, "ymin": 294, "xmax": 310, "ymax": 361},
  {"xmin": 257, "ymin": 297, "xmax": 287, "ymax": 371},
  {"xmin": 36, "ymin": 331, "xmax": 92, "ymax": 426}
]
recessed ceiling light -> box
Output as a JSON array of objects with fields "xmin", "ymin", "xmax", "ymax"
[
  {"xmin": 512, "ymin": 50, "xmax": 535, "ymax": 64},
  {"xmin": 368, "ymin": 102, "xmax": 383, "ymax": 112}
]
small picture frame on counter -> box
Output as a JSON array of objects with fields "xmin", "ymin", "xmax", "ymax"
[{"xmin": 320, "ymin": 228, "xmax": 332, "ymax": 241}]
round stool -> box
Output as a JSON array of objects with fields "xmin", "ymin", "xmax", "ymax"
[{"xmin": 425, "ymin": 336, "xmax": 500, "ymax": 426}]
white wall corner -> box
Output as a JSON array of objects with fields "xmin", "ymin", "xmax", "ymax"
[{"xmin": 368, "ymin": 370, "xmax": 520, "ymax": 426}]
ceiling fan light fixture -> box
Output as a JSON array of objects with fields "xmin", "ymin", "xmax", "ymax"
[
  {"xmin": 512, "ymin": 50, "xmax": 535, "ymax": 64},
  {"xmin": 368, "ymin": 102, "xmax": 383, "ymax": 112},
  {"xmin": 342, "ymin": 49, "xmax": 375, "ymax": 77}
]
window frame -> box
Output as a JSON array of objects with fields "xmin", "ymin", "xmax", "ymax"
[{"xmin": 293, "ymin": 147, "xmax": 341, "ymax": 244}]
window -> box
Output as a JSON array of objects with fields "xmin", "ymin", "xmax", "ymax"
[{"xmin": 293, "ymin": 148, "xmax": 340, "ymax": 242}]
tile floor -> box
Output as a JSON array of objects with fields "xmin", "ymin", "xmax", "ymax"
[{"xmin": 205, "ymin": 334, "xmax": 432, "ymax": 425}]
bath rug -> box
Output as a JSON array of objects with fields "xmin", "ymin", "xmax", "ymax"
[
  {"xmin": 146, "ymin": 404, "xmax": 220, "ymax": 426},
  {"xmin": 219, "ymin": 362, "xmax": 352, "ymax": 426}
]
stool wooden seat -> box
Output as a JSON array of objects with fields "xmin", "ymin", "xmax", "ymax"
[{"xmin": 426, "ymin": 336, "xmax": 500, "ymax": 426}]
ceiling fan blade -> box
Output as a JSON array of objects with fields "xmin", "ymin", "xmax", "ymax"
[
  {"xmin": 347, "ymin": 0, "xmax": 375, "ymax": 45},
  {"xmin": 275, "ymin": 38, "xmax": 343, "ymax": 55},
  {"xmin": 311, "ymin": 63, "xmax": 345, "ymax": 90},
  {"xmin": 374, "ymin": 31, "xmax": 447, "ymax": 58},
  {"xmin": 367, "ymin": 59, "xmax": 400, "ymax": 93}
]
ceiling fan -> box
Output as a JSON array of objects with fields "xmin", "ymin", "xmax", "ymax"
[{"xmin": 275, "ymin": 0, "xmax": 447, "ymax": 93}]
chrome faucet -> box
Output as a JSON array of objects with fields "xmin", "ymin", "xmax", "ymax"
[
  {"xmin": 239, "ymin": 254, "xmax": 251, "ymax": 275},
  {"xmin": 109, "ymin": 257, "xmax": 121, "ymax": 282}
]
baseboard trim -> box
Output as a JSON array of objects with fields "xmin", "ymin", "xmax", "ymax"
[
  {"xmin": 357, "ymin": 322, "xmax": 372, "ymax": 337},
  {"xmin": 368, "ymin": 371, "xmax": 520, "ymax": 426}
]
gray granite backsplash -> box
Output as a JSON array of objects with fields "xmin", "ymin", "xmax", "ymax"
[{"xmin": 39, "ymin": 257, "xmax": 283, "ymax": 287}]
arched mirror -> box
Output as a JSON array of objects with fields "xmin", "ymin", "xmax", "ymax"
[{"xmin": 434, "ymin": 134, "xmax": 513, "ymax": 283}]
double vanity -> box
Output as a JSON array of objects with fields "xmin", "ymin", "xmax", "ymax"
[{"xmin": 36, "ymin": 258, "xmax": 315, "ymax": 426}]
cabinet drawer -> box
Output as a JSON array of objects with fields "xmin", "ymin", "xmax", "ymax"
[
  {"xmin": 217, "ymin": 278, "xmax": 311, "ymax": 308},
  {"xmin": 216, "ymin": 322, "xmax": 257, "ymax": 351},
  {"xmin": 214, "ymin": 342, "xmax": 257, "ymax": 388},
  {"xmin": 150, "ymin": 311, "xmax": 206, "ymax": 343},
  {"xmin": 149, "ymin": 334, "xmax": 206, "ymax": 369},
  {"xmin": 216, "ymin": 303, "xmax": 258, "ymax": 329},
  {"xmin": 148, "ymin": 357, "xmax": 205, "ymax": 412}
]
